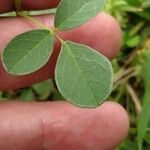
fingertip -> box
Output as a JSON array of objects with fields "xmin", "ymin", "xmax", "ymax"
[
  {"xmin": 60, "ymin": 12, "xmax": 122, "ymax": 60},
  {"xmin": 40, "ymin": 101, "xmax": 129, "ymax": 150},
  {"xmin": 100, "ymin": 101, "xmax": 129, "ymax": 148},
  {"xmin": 98, "ymin": 13, "xmax": 122, "ymax": 60}
]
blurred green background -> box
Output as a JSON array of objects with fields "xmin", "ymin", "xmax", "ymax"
[{"xmin": 0, "ymin": 0, "xmax": 150, "ymax": 149}]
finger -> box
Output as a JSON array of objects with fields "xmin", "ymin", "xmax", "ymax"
[
  {"xmin": 0, "ymin": 0, "xmax": 60, "ymax": 13},
  {"xmin": 0, "ymin": 13, "xmax": 122, "ymax": 90},
  {"xmin": 0, "ymin": 101, "xmax": 129, "ymax": 150}
]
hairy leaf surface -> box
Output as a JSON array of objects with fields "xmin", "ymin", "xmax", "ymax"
[
  {"xmin": 2, "ymin": 29, "xmax": 54, "ymax": 75},
  {"xmin": 55, "ymin": 0, "xmax": 106, "ymax": 30},
  {"xmin": 55, "ymin": 41, "xmax": 113, "ymax": 108}
]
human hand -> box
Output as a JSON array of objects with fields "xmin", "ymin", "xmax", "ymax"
[{"xmin": 0, "ymin": 1, "xmax": 129, "ymax": 150}]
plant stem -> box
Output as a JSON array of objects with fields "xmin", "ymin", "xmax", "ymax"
[
  {"xmin": 129, "ymin": 21, "xmax": 145, "ymax": 36},
  {"xmin": 0, "ymin": 8, "xmax": 57, "ymax": 17},
  {"xmin": 114, "ymin": 67, "xmax": 135, "ymax": 83},
  {"xmin": 18, "ymin": 12, "xmax": 64, "ymax": 43},
  {"xmin": 15, "ymin": 0, "xmax": 22, "ymax": 13},
  {"xmin": 126, "ymin": 83, "xmax": 142, "ymax": 115},
  {"xmin": 18, "ymin": 12, "xmax": 51, "ymax": 31}
]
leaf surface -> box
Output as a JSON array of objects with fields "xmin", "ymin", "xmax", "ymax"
[
  {"xmin": 2, "ymin": 29, "xmax": 54, "ymax": 75},
  {"xmin": 55, "ymin": 0, "xmax": 106, "ymax": 30},
  {"xmin": 20, "ymin": 89, "xmax": 35, "ymax": 101},
  {"xmin": 55, "ymin": 41, "xmax": 113, "ymax": 108},
  {"xmin": 137, "ymin": 50, "xmax": 150, "ymax": 150},
  {"xmin": 32, "ymin": 80, "xmax": 53, "ymax": 100}
]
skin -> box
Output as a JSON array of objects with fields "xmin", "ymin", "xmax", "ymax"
[{"xmin": 0, "ymin": 1, "xmax": 129, "ymax": 150}]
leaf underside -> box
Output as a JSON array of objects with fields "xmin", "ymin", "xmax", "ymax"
[
  {"xmin": 55, "ymin": 0, "xmax": 106, "ymax": 31},
  {"xmin": 55, "ymin": 41, "xmax": 113, "ymax": 108},
  {"xmin": 2, "ymin": 29, "xmax": 54, "ymax": 75}
]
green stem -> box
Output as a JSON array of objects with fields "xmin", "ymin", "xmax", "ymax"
[
  {"xmin": 18, "ymin": 12, "xmax": 51, "ymax": 31},
  {"xmin": 15, "ymin": 0, "xmax": 22, "ymax": 13},
  {"xmin": 0, "ymin": 8, "xmax": 57, "ymax": 17},
  {"xmin": 18, "ymin": 12, "xmax": 64, "ymax": 43},
  {"xmin": 129, "ymin": 21, "xmax": 145, "ymax": 36}
]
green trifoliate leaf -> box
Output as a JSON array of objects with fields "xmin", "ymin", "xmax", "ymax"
[
  {"xmin": 55, "ymin": 0, "xmax": 106, "ymax": 31},
  {"xmin": 2, "ymin": 29, "xmax": 54, "ymax": 75},
  {"xmin": 55, "ymin": 41, "xmax": 113, "ymax": 108}
]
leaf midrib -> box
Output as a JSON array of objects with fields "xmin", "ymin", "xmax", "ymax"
[
  {"xmin": 65, "ymin": 42, "xmax": 98, "ymax": 106},
  {"xmin": 56, "ymin": 0, "xmax": 94, "ymax": 28},
  {"xmin": 8, "ymin": 33, "xmax": 51, "ymax": 72}
]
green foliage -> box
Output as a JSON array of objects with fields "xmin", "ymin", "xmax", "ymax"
[
  {"xmin": 118, "ymin": 140, "xmax": 138, "ymax": 150},
  {"xmin": 137, "ymin": 8, "xmax": 150, "ymax": 21},
  {"xmin": 1, "ymin": 0, "xmax": 111, "ymax": 108},
  {"xmin": 15, "ymin": 0, "xmax": 22, "ymax": 12},
  {"xmin": 20, "ymin": 89, "xmax": 35, "ymax": 101},
  {"xmin": 2, "ymin": 29, "xmax": 54, "ymax": 75},
  {"xmin": 55, "ymin": 41, "xmax": 113, "ymax": 107},
  {"xmin": 32, "ymin": 80, "xmax": 54, "ymax": 100},
  {"xmin": 137, "ymin": 50, "xmax": 150, "ymax": 150},
  {"xmin": 105, "ymin": 0, "xmax": 150, "ymax": 150},
  {"xmin": 0, "ymin": 0, "xmax": 150, "ymax": 149},
  {"xmin": 55, "ymin": 0, "xmax": 106, "ymax": 30}
]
